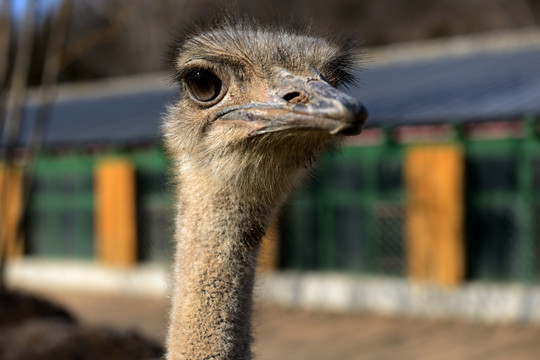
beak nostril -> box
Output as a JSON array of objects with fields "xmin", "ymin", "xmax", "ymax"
[
  {"xmin": 283, "ymin": 91, "xmax": 300, "ymax": 102},
  {"xmin": 283, "ymin": 91, "xmax": 309, "ymax": 104}
]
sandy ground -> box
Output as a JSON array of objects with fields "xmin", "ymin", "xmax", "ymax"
[{"xmin": 24, "ymin": 288, "xmax": 540, "ymax": 360}]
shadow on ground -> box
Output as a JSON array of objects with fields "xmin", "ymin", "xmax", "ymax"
[{"xmin": 0, "ymin": 290, "xmax": 163, "ymax": 360}]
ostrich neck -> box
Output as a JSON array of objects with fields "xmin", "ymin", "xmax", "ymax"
[{"xmin": 167, "ymin": 176, "xmax": 277, "ymax": 360}]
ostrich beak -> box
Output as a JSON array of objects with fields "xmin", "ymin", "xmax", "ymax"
[{"xmin": 216, "ymin": 78, "xmax": 368, "ymax": 136}]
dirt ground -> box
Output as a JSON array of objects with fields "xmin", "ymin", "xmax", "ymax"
[{"xmin": 26, "ymin": 288, "xmax": 540, "ymax": 360}]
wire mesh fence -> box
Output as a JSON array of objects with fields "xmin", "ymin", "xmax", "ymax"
[
  {"xmin": 17, "ymin": 118, "xmax": 540, "ymax": 323},
  {"xmin": 280, "ymin": 120, "xmax": 540, "ymax": 287}
]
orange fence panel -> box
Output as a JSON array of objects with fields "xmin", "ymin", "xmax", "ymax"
[
  {"xmin": 405, "ymin": 145, "xmax": 464, "ymax": 286},
  {"xmin": 258, "ymin": 217, "xmax": 279, "ymax": 272},
  {"xmin": 95, "ymin": 159, "xmax": 136, "ymax": 267},
  {"xmin": 0, "ymin": 166, "xmax": 24, "ymax": 259}
]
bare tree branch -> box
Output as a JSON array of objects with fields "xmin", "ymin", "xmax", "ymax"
[
  {"xmin": 61, "ymin": 6, "xmax": 130, "ymax": 69},
  {"xmin": 0, "ymin": 0, "xmax": 35, "ymax": 290},
  {"xmin": 2, "ymin": 0, "xmax": 35, "ymax": 160},
  {"xmin": 0, "ymin": 0, "xmax": 10, "ymax": 90},
  {"xmin": 0, "ymin": 0, "xmax": 12, "ymax": 141},
  {"xmin": 15, "ymin": 1, "xmax": 74, "ymax": 264},
  {"xmin": 28, "ymin": 0, "xmax": 72, "ymax": 155}
]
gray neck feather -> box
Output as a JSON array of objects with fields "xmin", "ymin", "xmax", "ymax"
[{"xmin": 167, "ymin": 184, "xmax": 271, "ymax": 360}]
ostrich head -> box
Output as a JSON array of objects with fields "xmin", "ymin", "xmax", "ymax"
[
  {"xmin": 163, "ymin": 16, "xmax": 368, "ymax": 359},
  {"xmin": 164, "ymin": 16, "xmax": 367, "ymax": 207}
]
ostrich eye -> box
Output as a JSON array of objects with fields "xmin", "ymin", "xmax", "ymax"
[{"xmin": 185, "ymin": 69, "xmax": 222, "ymax": 103}]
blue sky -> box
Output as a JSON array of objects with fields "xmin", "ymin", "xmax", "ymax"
[{"xmin": 11, "ymin": 0, "xmax": 60, "ymax": 18}]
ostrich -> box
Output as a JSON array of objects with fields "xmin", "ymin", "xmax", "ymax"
[{"xmin": 164, "ymin": 15, "xmax": 367, "ymax": 360}]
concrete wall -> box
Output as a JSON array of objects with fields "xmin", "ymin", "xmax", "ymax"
[{"xmin": 7, "ymin": 259, "xmax": 540, "ymax": 325}]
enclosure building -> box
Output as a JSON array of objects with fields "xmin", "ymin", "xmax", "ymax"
[{"xmin": 8, "ymin": 43, "xmax": 540, "ymax": 288}]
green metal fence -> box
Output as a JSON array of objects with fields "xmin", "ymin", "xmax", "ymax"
[
  {"xmin": 27, "ymin": 153, "xmax": 95, "ymax": 258},
  {"xmin": 280, "ymin": 117, "xmax": 540, "ymax": 283},
  {"xmin": 24, "ymin": 117, "xmax": 540, "ymax": 283},
  {"xmin": 465, "ymin": 118, "xmax": 540, "ymax": 282},
  {"xmin": 26, "ymin": 147, "xmax": 173, "ymax": 262},
  {"xmin": 280, "ymin": 133, "xmax": 406, "ymax": 276},
  {"xmin": 131, "ymin": 147, "xmax": 174, "ymax": 263}
]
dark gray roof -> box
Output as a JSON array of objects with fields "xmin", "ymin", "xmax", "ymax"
[
  {"xmin": 355, "ymin": 47, "xmax": 540, "ymax": 127},
  {"xmin": 6, "ymin": 46, "xmax": 540, "ymax": 148},
  {"xmin": 9, "ymin": 89, "xmax": 176, "ymax": 148}
]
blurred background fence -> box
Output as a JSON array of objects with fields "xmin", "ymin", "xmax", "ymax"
[
  {"xmin": 280, "ymin": 120, "xmax": 540, "ymax": 285},
  {"xmin": 24, "ymin": 147, "xmax": 174, "ymax": 263},
  {"xmin": 16, "ymin": 113, "xmax": 540, "ymax": 286}
]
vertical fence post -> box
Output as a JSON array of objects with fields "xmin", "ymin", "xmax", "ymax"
[
  {"xmin": 517, "ymin": 116, "xmax": 537, "ymax": 281},
  {"xmin": 0, "ymin": 165, "xmax": 24, "ymax": 259},
  {"xmin": 95, "ymin": 158, "xmax": 137, "ymax": 267},
  {"xmin": 258, "ymin": 216, "xmax": 279, "ymax": 271},
  {"xmin": 317, "ymin": 156, "xmax": 334, "ymax": 271},
  {"xmin": 405, "ymin": 144, "xmax": 465, "ymax": 286}
]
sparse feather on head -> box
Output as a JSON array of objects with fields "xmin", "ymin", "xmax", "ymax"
[{"xmin": 167, "ymin": 7, "xmax": 363, "ymax": 89}]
